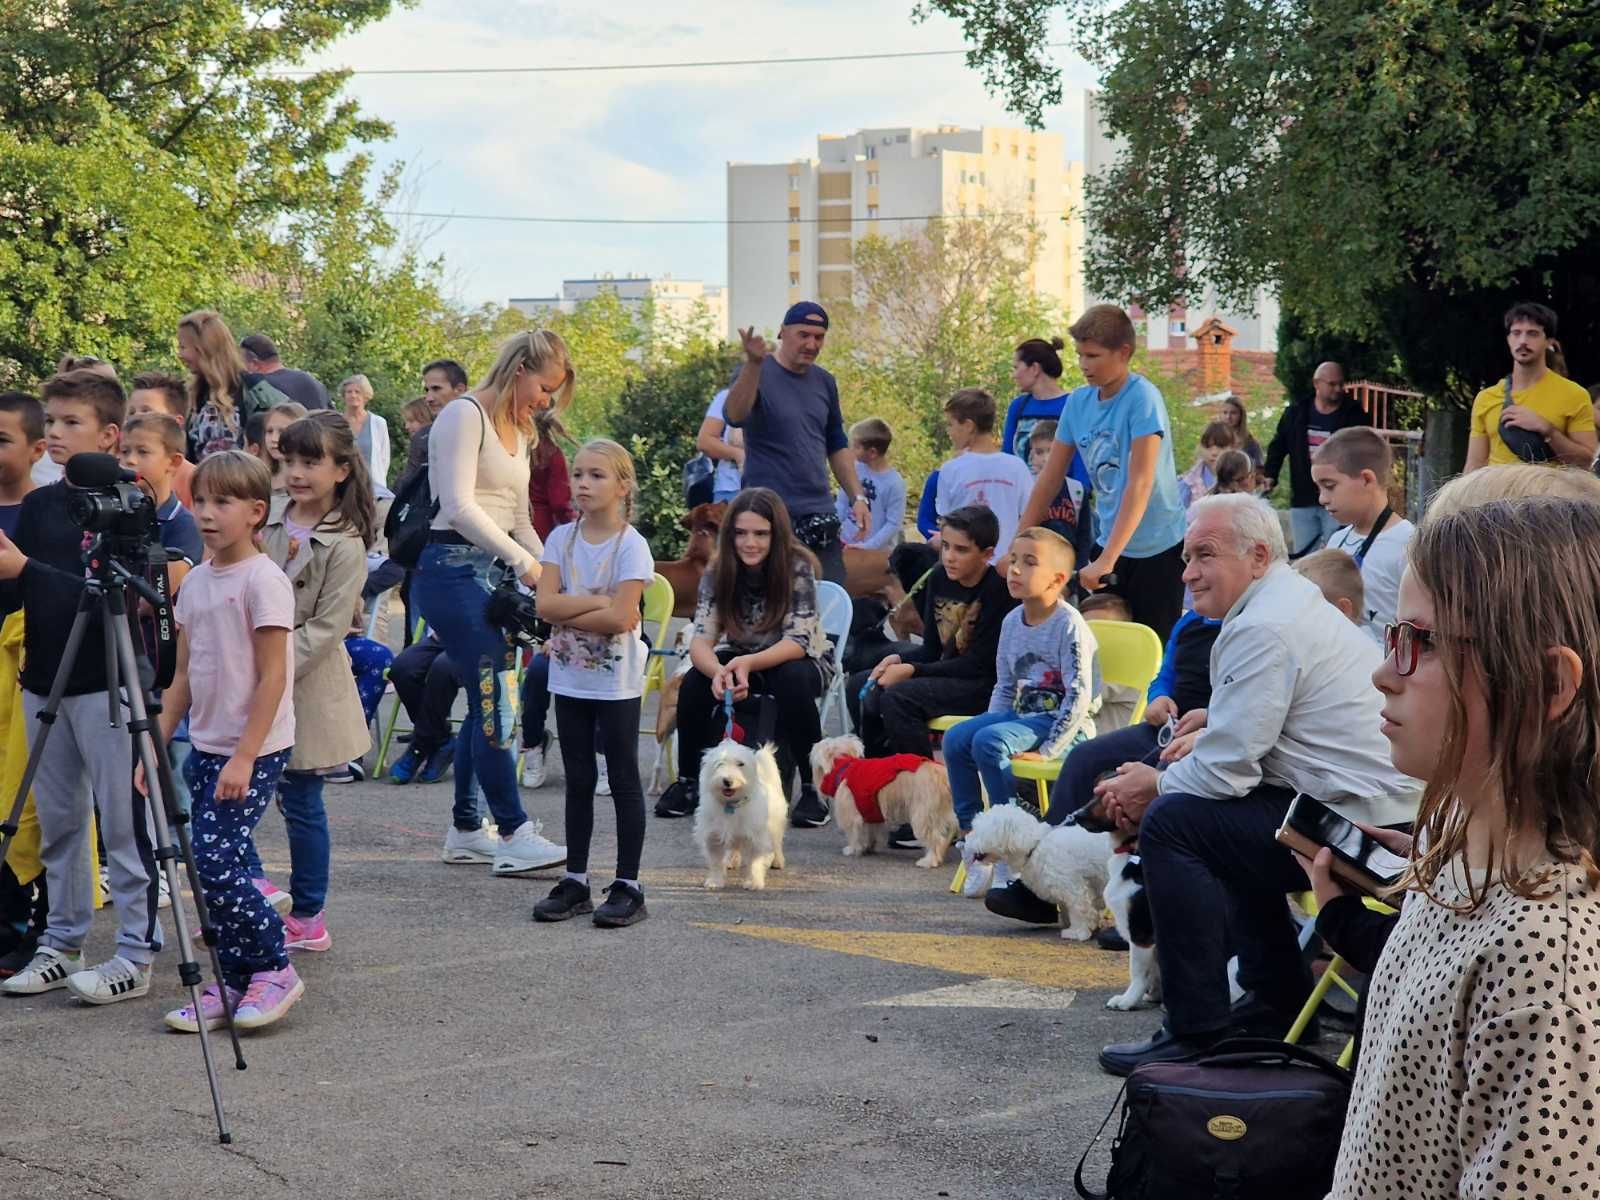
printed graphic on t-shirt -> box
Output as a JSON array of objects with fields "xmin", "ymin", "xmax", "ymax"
[
  {"xmin": 860, "ymin": 473, "xmax": 879, "ymax": 507},
  {"xmin": 932, "ymin": 596, "xmax": 983, "ymax": 658},
  {"xmin": 546, "ymin": 626, "xmax": 624, "ymax": 677},
  {"xmin": 1012, "ymin": 416, "xmax": 1046, "ymax": 462},
  {"xmin": 1079, "ymin": 428, "xmax": 1122, "ymax": 511},
  {"xmin": 1013, "ymin": 651, "xmax": 1067, "ymax": 715}
]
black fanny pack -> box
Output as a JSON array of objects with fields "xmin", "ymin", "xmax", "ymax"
[
  {"xmin": 1500, "ymin": 375, "xmax": 1554, "ymax": 463},
  {"xmin": 792, "ymin": 511, "xmax": 842, "ymax": 551}
]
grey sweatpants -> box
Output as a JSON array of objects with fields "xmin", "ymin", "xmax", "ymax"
[{"xmin": 22, "ymin": 690, "xmax": 163, "ymax": 964}]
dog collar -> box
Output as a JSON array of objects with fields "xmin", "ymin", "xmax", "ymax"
[{"xmin": 819, "ymin": 756, "xmax": 858, "ymax": 800}]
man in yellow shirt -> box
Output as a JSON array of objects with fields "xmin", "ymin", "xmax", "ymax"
[{"xmin": 1465, "ymin": 302, "xmax": 1596, "ymax": 471}]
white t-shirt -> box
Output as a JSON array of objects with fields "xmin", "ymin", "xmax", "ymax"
[
  {"xmin": 704, "ymin": 389, "xmax": 742, "ymax": 496},
  {"xmin": 173, "ymin": 554, "xmax": 296, "ymax": 757},
  {"xmin": 935, "ymin": 449, "xmax": 1038, "ymax": 562},
  {"xmin": 540, "ymin": 521, "xmax": 656, "ymax": 700},
  {"xmin": 1327, "ymin": 516, "xmax": 1416, "ymax": 644}
]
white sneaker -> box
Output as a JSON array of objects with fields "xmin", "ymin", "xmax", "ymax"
[
  {"xmin": 66, "ymin": 955, "xmax": 152, "ymax": 1005},
  {"xmin": 158, "ymin": 872, "xmax": 172, "ymax": 910},
  {"xmin": 959, "ymin": 842, "xmax": 993, "ymax": 899},
  {"xmin": 595, "ymin": 755, "xmax": 611, "ymax": 796},
  {"xmin": 520, "ymin": 737, "xmax": 549, "ymax": 789},
  {"xmin": 492, "ymin": 820, "xmax": 567, "ymax": 876},
  {"xmin": 1, "ymin": 946, "xmax": 82, "ymax": 995},
  {"xmin": 441, "ymin": 819, "xmax": 498, "ymax": 865}
]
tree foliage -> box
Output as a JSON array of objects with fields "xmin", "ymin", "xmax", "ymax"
[{"xmin": 922, "ymin": 0, "xmax": 1600, "ymax": 401}]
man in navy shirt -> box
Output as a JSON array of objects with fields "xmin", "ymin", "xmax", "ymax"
[{"xmin": 723, "ymin": 301, "xmax": 868, "ymax": 585}]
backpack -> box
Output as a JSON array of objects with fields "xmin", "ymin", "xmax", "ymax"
[
  {"xmin": 382, "ymin": 398, "xmax": 486, "ymax": 568},
  {"xmin": 239, "ymin": 374, "xmax": 296, "ymax": 438}
]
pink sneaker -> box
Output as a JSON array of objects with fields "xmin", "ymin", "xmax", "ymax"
[
  {"xmin": 282, "ymin": 911, "xmax": 331, "ymax": 952},
  {"xmin": 234, "ymin": 966, "xmax": 305, "ymax": 1030},
  {"xmin": 163, "ymin": 982, "xmax": 243, "ymax": 1033},
  {"xmin": 253, "ymin": 878, "xmax": 292, "ymax": 915}
]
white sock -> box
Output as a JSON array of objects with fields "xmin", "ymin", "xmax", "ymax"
[
  {"xmin": 614, "ymin": 878, "xmax": 640, "ymax": 893},
  {"xmin": 564, "ymin": 871, "xmax": 589, "ymax": 887}
]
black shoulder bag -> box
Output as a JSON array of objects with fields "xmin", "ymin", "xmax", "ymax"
[
  {"xmin": 384, "ymin": 398, "xmax": 486, "ymax": 567},
  {"xmin": 1499, "ymin": 375, "xmax": 1554, "ymax": 463}
]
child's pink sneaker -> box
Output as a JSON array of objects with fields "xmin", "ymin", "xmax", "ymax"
[
  {"xmin": 163, "ymin": 982, "xmax": 243, "ymax": 1033},
  {"xmin": 253, "ymin": 878, "xmax": 292, "ymax": 915},
  {"xmin": 234, "ymin": 966, "xmax": 305, "ymax": 1031},
  {"xmin": 282, "ymin": 911, "xmax": 331, "ymax": 952}
]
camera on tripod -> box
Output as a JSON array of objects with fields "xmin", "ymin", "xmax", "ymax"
[
  {"xmin": 65, "ymin": 452, "xmax": 162, "ymax": 566},
  {"xmin": 484, "ymin": 567, "xmax": 548, "ymax": 647}
]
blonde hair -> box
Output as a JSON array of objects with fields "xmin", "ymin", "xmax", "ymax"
[
  {"xmin": 123, "ymin": 412, "xmax": 186, "ymax": 457},
  {"xmin": 401, "ymin": 396, "xmax": 432, "ymax": 428},
  {"xmin": 1427, "ymin": 463, "xmax": 1600, "ymax": 522},
  {"xmin": 177, "ymin": 310, "xmax": 245, "ymax": 424},
  {"xmin": 1294, "ymin": 548, "xmax": 1365, "ymax": 619},
  {"xmin": 192, "ymin": 449, "xmax": 273, "ymax": 532},
  {"xmin": 1405, "ymin": 497, "xmax": 1600, "ymax": 912},
  {"xmin": 479, "ymin": 330, "xmax": 575, "ymax": 440},
  {"xmin": 339, "ymin": 374, "xmax": 374, "ymax": 403},
  {"xmin": 571, "ymin": 437, "xmax": 637, "ymax": 523}
]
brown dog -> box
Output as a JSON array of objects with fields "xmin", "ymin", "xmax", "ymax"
[{"xmin": 654, "ymin": 502, "xmax": 726, "ymax": 617}]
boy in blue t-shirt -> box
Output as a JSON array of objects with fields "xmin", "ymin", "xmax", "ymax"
[{"xmin": 1019, "ymin": 305, "xmax": 1187, "ymax": 639}]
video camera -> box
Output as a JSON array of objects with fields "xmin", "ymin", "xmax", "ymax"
[
  {"xmin": 65, "ymin": 452, "xmax": 163, "ymax": 567},
  {"xmin": 484, "ymin": 564, "xmax": 548, "ymax": 648}
]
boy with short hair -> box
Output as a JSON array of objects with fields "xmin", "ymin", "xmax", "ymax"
[
  {"xmin": 944, "ymin": 527, "xmax": 1100, "ymax": 892},
  {"xmin": 119, "ymin": 412, "xmax": 203, "ymax": 587},
  {"xmin": 936, "ymin": 389, "xmax": 1037, "ymax": 564},
  {"xmin": 1027, "ymin": 420, "xmax": 1058, "ymax": 476},
  {"xmin": 1310, "ymin": 427, "xmax": 1414, "ymax": 642},
  {"xmin": 0, "ymin": 370, "xmax": 165, "ymax": 1004},
  {"xmin": 0, "ymin": 392, "xmax": 45, "ymax": 540},
  {"xmin": 847, "ymin": 506, "xmax": 1018, "ymax": 758},
  {"xmin": 129, "ymin": 371, "xmax": 195, "ymax": 509},
  {"xmin": 837, "ymin": 417, "xmax": 906, "ymax": 550},
  {"xmin": 1294, "ymin": 548, "xmax": 1366, "ymax": 626},
  {"xmin": 1020, "ymin": 304, "xmax": 1188, "ymax": 639}
]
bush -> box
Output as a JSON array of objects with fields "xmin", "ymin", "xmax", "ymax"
[{"xmin": 609, "ymin": 345, "xmax": 738, "ymax": 558}]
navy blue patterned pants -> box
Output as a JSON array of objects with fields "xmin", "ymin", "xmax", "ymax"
[{"xmin": 183, "ymin": 748, "xmax": 293, "ymax": 988}]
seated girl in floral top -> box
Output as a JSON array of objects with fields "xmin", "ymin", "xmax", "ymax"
[{"xmin": 655, "ymin": 487, "xmax": 836, "ymax": 826}]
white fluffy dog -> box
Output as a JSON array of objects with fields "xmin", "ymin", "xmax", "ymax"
[
  {"xmin": 809, "ymin": 735, "xmax": 957, "ymax": 868},
  {"xmin": 693, "ymin": 740, "xmax": 787, "ymax": 890}
]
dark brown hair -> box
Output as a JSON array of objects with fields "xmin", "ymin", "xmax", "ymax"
[
  {"xmin": 1068, "ymin": 304, "xmax": 1137, "ymax": 352},
  {"xmin": 710, "ymin": 487, "xmax": 817, "ymax": 638},
  {"xmin": 1212, "ymin": 449, "xmax": 1255, "ymax": 494},
  {"xmin": 1313, "ymin": 426, "xmax": 1392, "ymax": 481},
  {"xmin": 41, "ymin": 369, "xmax": 125, "ymax": 430},
  {"xmin": 0, "ymin": 391, "xmax": 44, "ymax": 443},
  {"xmin": 943, "ymin": 387, "xmax": 997, "ymax": 434},
  {"xmin": 193, "ymin": 450, "xmax": 273, "ymax": 532},
  {"xmin": 1015, "ymin": 336, "xmax": 1066, "ymax": 379},
  {"xmin": 277, "ymin": 411, "xmax": 377, "ymax": 548},
  {"xmin": 130, "ymin": 371, "xmax": 190, "ymax": 421}
]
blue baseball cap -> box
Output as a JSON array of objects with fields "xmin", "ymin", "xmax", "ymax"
[{"xmin": 782, "ymin": 301, "xmax": 829, "ymax": 330}]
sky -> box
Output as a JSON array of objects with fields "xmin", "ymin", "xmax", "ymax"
[{"xmin": 301, "ymin": 0, "xmax": 1100, "ymax": 310}]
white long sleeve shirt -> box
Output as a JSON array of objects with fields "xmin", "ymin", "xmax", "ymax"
[{"xmin": 427, "ymin": 395, "xmax": 542, "ymax": 574}]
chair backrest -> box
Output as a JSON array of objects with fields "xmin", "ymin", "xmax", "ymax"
[
  {"xmin": 816, "ymin": 580, "xmax": 852, "ymax": 669},
  {"xmin": 1086, "ymin": 619, "xmax": 1164, "ymax": 725},
  {"xmin": 643, "ymin": 573, "xmax": 675, "ymax": 644}
]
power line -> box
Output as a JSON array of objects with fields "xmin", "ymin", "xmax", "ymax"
[
  {"xmin": 273, "ymin": 44, "xmax": 1070, "ymax": 79},
  {"xmin": 384, "ymin": 209, "xmax": 1069, "ymax": 227}
]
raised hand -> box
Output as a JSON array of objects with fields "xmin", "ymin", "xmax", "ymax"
[{"xmin": 738, "ymin": 326, "xmax": 771, "ymax": 364}]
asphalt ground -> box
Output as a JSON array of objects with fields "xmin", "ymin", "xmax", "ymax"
[{"xmin": 1, "ymin": 713, "xmax": 1345, "ymax": 1199}]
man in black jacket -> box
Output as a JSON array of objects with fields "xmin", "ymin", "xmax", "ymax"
[{"xmin": 1262, "ymin": 362, "xmax": 1369, "ymax": 557}]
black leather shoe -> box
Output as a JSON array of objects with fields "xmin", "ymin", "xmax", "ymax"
[
  {"xmin": 654, "ymin": 778, "xmax": 698, "ymax": 818},
  {"xmin": 1229, "ymin": 991, "xmax": 1318, "ymax": 1042},
  {"xmin": 984, "ymin": 880, "xmax": 1059, "ymax": 924},
  {"xmin": 1098, "ymin": 1023, "xmax": 1234, "ymax": 1077},
  {"xmin": 1093, "ymin": 926, "xmax": 1130, "ymax": 952}
]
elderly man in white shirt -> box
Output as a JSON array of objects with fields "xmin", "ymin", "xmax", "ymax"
[{"xmin": 1092, "ymin": 493, "xmax": 1418, "ymax": 1077}]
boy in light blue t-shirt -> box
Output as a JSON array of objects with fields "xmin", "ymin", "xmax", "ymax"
[
  {"xmin": 836, "ymin": 417, "xmax": 905, "ymax": 550},
  {"xmin": 1019, "ymin": 304, "xmax": 1186, "ymax": 640}
]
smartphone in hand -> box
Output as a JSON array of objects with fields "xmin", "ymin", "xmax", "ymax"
[{"xmin": 1275, "ymin": 794, "xmax": 1409, "ymax": 898}]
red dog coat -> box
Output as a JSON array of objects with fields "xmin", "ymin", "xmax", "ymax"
[{"xmin": 818, "ymin": 754, "xmax": 927, "ymax": 824}]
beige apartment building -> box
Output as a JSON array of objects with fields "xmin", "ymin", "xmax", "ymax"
[{"xmin": 727, "ymin": 125, "xmax": 1071, "ymax": 334}]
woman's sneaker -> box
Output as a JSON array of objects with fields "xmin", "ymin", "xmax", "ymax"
[
  {"xmin": 533, "ymin": 878, "xmax": 593, "ymax": 922},
  {"xmin": 253, "ymin": 877, "xmax": 293, "ymax": 915},
  {"xmin": 442, "ymin": 820, "xmax": 498, "ymax": 865},
  {"xmin": 282, "ymin": 911, "xmax": 332, "ymax": 952},
  {"xmin": 492, "ymin": 820, "xmax": 567, "ymax": 876},
  {"xmin": 654, "ymin": 778, "xmax": 698, "ymax": 818},
  {"xmin": 165, "ymin": 982, "xmax": 243, "ymax": 1033},
  {"xmin": 388, "ymin": 744, "xmax": 426, "ymax": 784},
  {"xmin": 65, "ymin": 955, "xmax": 152, "ymax": 1005},
  {"xmin": 520, "ymin": 734, "xmax": 551, "ymax": 788},
  {"xmin": 234, "ymin": 966, "xmax": 305, "ymax": 1030},
  {"xmin": 593, "ymin": 881, "xmax": 648, "ymax": 928},
  {"xmin": 1, "ymin": 946, "xmax": 82, "ymax": 995}
]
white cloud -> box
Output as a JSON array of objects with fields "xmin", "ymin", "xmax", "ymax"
[{"xmin": 305, "ymin": 0, "xmax": 1098, "ymax": 308}]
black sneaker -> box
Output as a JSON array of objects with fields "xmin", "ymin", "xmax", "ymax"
[
  {"xmin": 888, "ymin": 824, "xmax": 922, "ymax": 849},
  {"xmin": 1094, "ymin": 927, "xmax": 1130, "ymax": 952},
  {"xmin": 593, "ymin": 881, "xmax": 648, "ymax": 928},
  {"xmin": 790, "ymin": 785, "xmax": 831, "ymax": 828},
  {"xmin": 654, "ymin": 778, "xmax": 698, "ymax": 818},
  {"xmin": 984, "ymin": 880, "xmax": 1059, "ymax": 924},
  {"xmin": 532, "ymin": 878, "xmax": 594, "ymax": 923}
]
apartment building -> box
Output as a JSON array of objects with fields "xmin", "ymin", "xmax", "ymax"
[{"xmin": 510, "ymin": 275, "xmax": 728, "ymax": 341}]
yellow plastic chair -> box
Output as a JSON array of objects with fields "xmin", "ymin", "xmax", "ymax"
[
  {"xmin": 1008, "ymin": 619, "xmax": 1165, "ymax": 813},
  {"xmin": 926, "ymin": 714, "xmax": 982, "ymax": 893},
  {"xmin": 638, "ymin": 573, "xmax": 678, "ymax": 774},
  {"xmin": 1285, "ymin": 892, "xmax": 1396, "ymax": 1068}
]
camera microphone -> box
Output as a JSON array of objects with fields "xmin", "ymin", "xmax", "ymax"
[{"xmin": 65, "ymin": 452, "xmax": 136, "ymax": 488}]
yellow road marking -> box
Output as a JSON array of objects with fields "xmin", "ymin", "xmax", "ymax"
[{"xmin": 695, "ymin": 923, "xmax": 1128, "ymax": 989}]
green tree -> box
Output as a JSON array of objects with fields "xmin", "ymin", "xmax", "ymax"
[{"xmin": 920, "ymin": 0, "xmax": 1600, "ymax": 402}]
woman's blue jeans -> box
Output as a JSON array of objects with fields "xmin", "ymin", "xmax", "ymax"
[
  {"xmin": 412, "ymin": 542, "xmax": 529, "ymax": 838},
  {"xmin": 243, "ymin": 770, "xmax": 330, "ymax": 918},
  {"xmin": 942, "ymin": 711, "xmax": 1059, "ymax": 831}
]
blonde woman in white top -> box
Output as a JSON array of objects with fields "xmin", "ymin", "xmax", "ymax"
[
  {"xmin": 339, "ymin": 373, "xmax": 391, "ymax": 485},
  {"xmin": 414, "ymin": 331, "xmax": 574, "ymax": 874}
]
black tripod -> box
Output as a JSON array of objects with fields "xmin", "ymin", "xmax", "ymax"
[{"xmin": 0, "ymin": 538, "xmax": 246, "ymax": 1144}]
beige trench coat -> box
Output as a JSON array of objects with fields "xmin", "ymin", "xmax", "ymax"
[{"xmin": 261, "ymin": 516, "xmax": 372, "ymax": 772}]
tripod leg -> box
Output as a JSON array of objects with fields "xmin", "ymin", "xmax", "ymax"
[
  {"xmin": 0, "ymin": 605, "xmax": 96, "ymax": 871},
  {"xmin": 109, "ymin": 598, "xmax": 237, "ymax": 1145}
]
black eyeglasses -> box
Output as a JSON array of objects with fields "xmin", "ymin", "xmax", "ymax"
[{"xmin": 1382, "ymin": 621, "xmax": 1437, "ymax": 677}]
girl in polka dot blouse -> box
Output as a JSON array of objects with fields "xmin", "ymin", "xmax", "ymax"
[{"xmin": 1326, "ymin": 497, "xmax": 1600, "ymax": 1199}]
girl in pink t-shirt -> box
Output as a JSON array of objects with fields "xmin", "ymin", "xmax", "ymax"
[{"xmin": 151, "ymin": 450, "xmax": 304, "ymax": 1034}]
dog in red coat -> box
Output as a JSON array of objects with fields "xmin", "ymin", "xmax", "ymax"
[{"xmin": 809, "ymin": 735, "xmax": 957, "ymax": 868}]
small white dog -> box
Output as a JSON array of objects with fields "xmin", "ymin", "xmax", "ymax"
[
  {"xmin": 693, "ymin": 740, "xmax": 787, "ymax": 890},
  {"xmin": 809, "ymin": 735, "xmax": 957, "ymax": 868}
]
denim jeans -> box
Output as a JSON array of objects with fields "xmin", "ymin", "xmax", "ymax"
[
  {"xmin": 412, "ymin": 541, "xmax": 528, "ymax": 837},
  {"xmin": 1045, "ymin": 722, "xmax": 1164, "ymax": 825},
  {"xmin": 244, "ymin": 770, "xmax": 331, "ymax": 918},
  {"xmin": 942, "ymin": 710, "xmax": 1059, "ymax": 831},
  {"xmin": 1289, "ymin": 505, "xmax": 1339, "ymax": 558}
]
